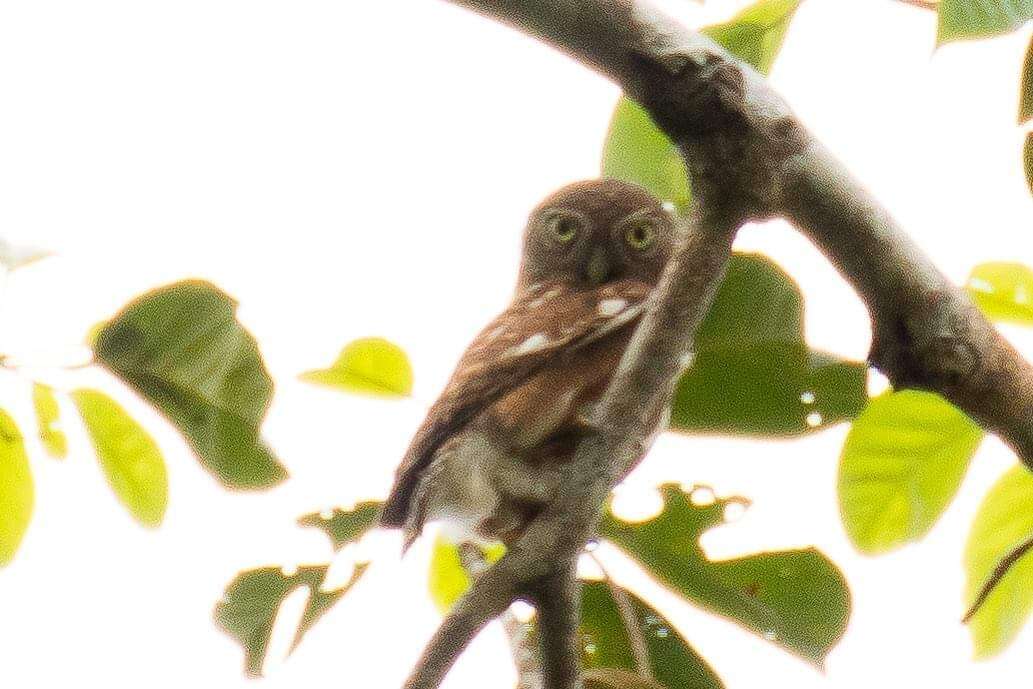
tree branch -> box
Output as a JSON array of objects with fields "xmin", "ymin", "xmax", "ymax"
[
  {"xmin": 529, "ymin": 560, "xmax": 582, "ymax": 689},
  {"xmin": 401, "ymin": 1, "xmax": 1033, "ymax": 687}
]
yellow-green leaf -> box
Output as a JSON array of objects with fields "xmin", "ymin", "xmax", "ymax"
[
  {"xmin": 964, "ymin": 466, "xmax": 1033, "ymax": 658},
  {"xmin": 600, "ymin": 98, "xmax": 692, "ymax": 215},
  {"xmin": 839, "ymin": 390, "xmax": 983, "ymax": 554},
  {"xmin": 72, "ymin": 389, "xmax": 168, "ymax": 528},
  {"xmin": 703, "ymin": 0, "xmax": 804, "ymax": 75},
  {"xmin": 427, "ymin": 536, "xmax": 505, "ymax": 614},
  {"xmin": 0, "ymin": 410, "xmax": 33, "ymax": 567},
  {"xmin": 300, "ymin": 337, "xmax": 413, "ymax": 398},
  {"xmin": 32, "ymin": 383, "xmax": 68, "ymax": 459},
  {"xmin": 937, "ymin": 0, "xmax": 1033, "ymax": 44},
  {"xmin": 966, "ymin": 261, "xmax": 1033, "ymax": 325}
]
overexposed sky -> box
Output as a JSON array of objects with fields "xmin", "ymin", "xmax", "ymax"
[{"xmin": 0, "ymin": 1, "xmax": 1031, "ymax": 687}]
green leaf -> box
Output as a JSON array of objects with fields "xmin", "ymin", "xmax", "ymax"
[
  {"xmin": 703, "ymin": 0, "xmax": 804, "ymax": 75},
  {"xmin": 71, "ymin": 389, "xmax": 168, "ymax": 528},
  {"xmin": 93, "ymin": 280, "xmax": 287, "ymax": 490},
  {"xmin": 964, "ymin": 466, "xmax": 1033, "ymax": 658},
  {"xmin": 0, "ymin": 410, "xmax": 33, "ymax": 567},
  {"xmin": 599, "ymin": 484, "xmax": 850, "ymax": 666},
  {"xmin": 300, "ymin": 338, "xmax": 413, "ymax": 398},
  {"xmin": 580, "ymin": 581, "xmax": 723, "ymax": 689},
  {"xmin": 600, "ymin": 98, "xmax": 692, "ymax": 215},
  {"xmin": 600, "ymin": 0, "xmax": 802, "ymax": 213},
  {"xmin": 215, "ymin": 563, "xmax": 368, "ymax": 677},
  {"xmin": 1021, "ymin": 36, "xmax": 1032, "ymax": 123},
  {"xmin": 937, "ymin": 0, "xmax": 1033, "ymax": 44},
  {"xmin": 298, "ymin": 502, "xmax": 382, "ymax": 551},
  {"xmin": 32, "ymin": 383, "xmax": 68, "ymax": 459},
  {"xmin": 966, "ymin": 261, "xmax": 1033, "ymax": 324},
  {"xmin": 838, "ymin": 390, "xmax": 983, "ymax": 555},
  {"xmin": 670, "ymin": 254, "xmax": 868, "ymax": 437},
  {"xmin": 427, "ymin": 536, "xmax": 506, "ymax": 614},
  {"xmin": 583, "ymin": 668, "xmax": 667, "ymax": 689},
  {"xmin": 1025, "ymin": 132, "xmax": 1032, "ymax": 196}
]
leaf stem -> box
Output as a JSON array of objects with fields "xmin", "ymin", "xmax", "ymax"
[
  {"xmin": 588, "ymin": 550, "xmax": 652, "ymax": 681},
  {"xmin": 963, "ymin": 534, "xmax": 1033, "ymax": 623}
]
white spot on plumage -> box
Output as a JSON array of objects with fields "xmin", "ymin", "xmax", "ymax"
[
  {"xmin": 511, "ymin": 333, "xmax": 549, "ymax": 355},
  {"xmin": 597, "ymin": 298, "xmax": 628, "ymax": 317}
]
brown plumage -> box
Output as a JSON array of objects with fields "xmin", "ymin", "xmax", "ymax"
[{"xmin": 380, "ymin": 179, "xmax": 676, "ymax": 549}]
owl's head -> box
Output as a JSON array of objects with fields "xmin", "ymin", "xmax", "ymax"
[{"xmin": 516, "ymin": 179, "xmax": 676, "ymax": 292}]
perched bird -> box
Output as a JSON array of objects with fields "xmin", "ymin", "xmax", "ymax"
[{"xmin": 381, "ymin": 179, "xmax": 676, "ymax": 550}]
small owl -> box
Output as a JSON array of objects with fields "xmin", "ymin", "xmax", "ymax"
[{"xmin": 381, "ymin": 179, "xmax": 676, "ymax": 548}]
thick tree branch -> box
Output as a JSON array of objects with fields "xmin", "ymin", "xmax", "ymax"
[{"xmin": 403, "ymin": 0, "xmax": 1033, "ymax": 686}]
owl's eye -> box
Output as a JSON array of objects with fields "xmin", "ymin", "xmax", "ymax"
[
  {"xmin": 546, "ymin": 214, "xmax": 580, "ymax": 243},
  {"xmin": 624, "ymin": 219, "xmax": 656, "ymax": 250}
]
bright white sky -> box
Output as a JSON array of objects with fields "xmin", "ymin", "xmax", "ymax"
[{"xmin": 0, "ymin": 1, "xmax": 1031, "ymax": 687}]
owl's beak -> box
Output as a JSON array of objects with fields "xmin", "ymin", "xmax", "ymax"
[{"xmin": 585, "ymin": 248, "xmax": 611, "ymax": 286}]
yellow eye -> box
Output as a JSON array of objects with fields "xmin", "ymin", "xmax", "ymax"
[
  {"xmin": 625, "ymin": 219, "xmax": 656, "ymax": 250},
  {"xmin": 547, "ymin": 215, "xmax": 579, "ymax": 243}
]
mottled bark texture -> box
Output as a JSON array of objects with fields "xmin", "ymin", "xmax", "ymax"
[{"xmin": 401, "ymin": 1, "xmax": 1033, "ymax": 688}]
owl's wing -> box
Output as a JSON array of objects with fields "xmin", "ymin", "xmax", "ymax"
[{"xmin": 380, "ymin": 279, "xmax": 654, "ymax": 529}]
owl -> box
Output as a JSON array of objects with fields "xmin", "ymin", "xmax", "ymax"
[{"xmin": 381, "ymin": 179, "xmax": 676, "ymax": 549}]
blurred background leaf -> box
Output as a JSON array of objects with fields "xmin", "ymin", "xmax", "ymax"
[
  {"xmin": 32, "ymin": 383, "xmax": 68, "ymax": 459},
  {"xmin": 300, "ymin": 337, "xmax": 413, "ymax": 398},
  {"xmin": 703, "ymin": 0, "xmax": 802, "ymax": 75},
  {"xmin": 72, "ymin": 388, "xmax": 169, "ymax": 528},
  {"xmin": 838, "ymin": 390, "xmax": 983, "ymax": 554},
  {"xmin": 937, "ymin": 0, "xmax": 1033, "ymax": 44},
  {"xmin": 0, "ymin": 410, "xmax": 33, "ymax": 567},
  {"xmin": 214, "ymin": 563, "xmax": 368, "ymax": 677},
  {"xmin": 427, "ymin": 536, "xmax": 506, "ymax": 615},
  {"xmin": 580, "ymin": 581, "xmax": 723, "ymax": 689},
  {"xmin": 1025, "ymin": 133, "xmax": 1032, "ymax": 196},
  {"xmin": 601, "ymin": 98, "xmax": 691, "ymax": 215},
  {"xmin": 583, "ymin": 668, "xmax": 667, "ymax": 689},
  {"xmin": 964, "ymin": 466, "xmax": 1033, "ymax": 658},
  {"xmin": 966, "ymin": 261, "xmax": 1033, "ymax": 324},
  {"xmin": 0, "ymin": 238, "xmax": 52, "ymax": 272},
  {"xmin": 298, "ymin": 502, "xmax": 382, "ymax": 551},
  {"xmin": 1021, "ymin": 35, "xmax": 1031, "ymax": 123},
  {"xmin": 92, "ymin": 280, "xmax": 287, "ymax": 489},
  {"xmin": 599, "ymin": 484, "xmax": 850, "ymax": 666},
  {"xmin": 670, "ymin": 254, "xmax": 867, "ymax": 436}
]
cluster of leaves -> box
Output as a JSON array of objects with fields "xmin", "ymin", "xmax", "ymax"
[
  {"xmin": 215, "ymin": 487, "xmax": 850, "ymax": 687},
  {"xmin": 0, "ymin": 278, "xmax": 288, "ymax": 567},
  {"xmin": 838, "ymin": 262, "xmax": 1033, "ymax": 657}
]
